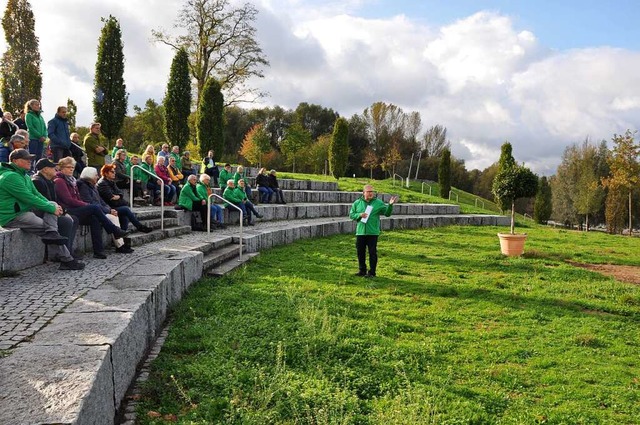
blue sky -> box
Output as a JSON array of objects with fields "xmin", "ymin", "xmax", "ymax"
[{"xmin": 359, "ymin": 0, "xmax": 640, "ymax": 50}]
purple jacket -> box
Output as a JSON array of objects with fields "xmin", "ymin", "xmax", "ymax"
[{"xmin": 53, "ymin": 172, "xmax": 88, "ymax": 209}]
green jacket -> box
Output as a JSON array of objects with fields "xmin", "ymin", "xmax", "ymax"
[
  {"xmin": 132, "ymin": 164, "xmax": 147, "ymax": 183},
  {"xmin": 0, "ymin": 162, "xmax": 56, "ymax": 226},
  {"xmin": 196, "ymin": 181, "xmax": 210, "ymax": 201},
  {"xmin": 233, "ymin": 170, "xmax": 248, "ymax": 187},
  {"xmin": 84, "ymin": 132, "xmax": 106, "ymax": 168},
  {"xmin": 349, "ymin": 196, "xmax": 393, "ymax": 236},
  {"xmin": 219, "ymin": 168, "xmax": 233, "ymax": 190},
  {"xmin": 26, "ymin": 110, "xmax": 47, "ymax": 140},
  {"xmin": 140, "ymin": 162, "xmax": 157, "ymax": 185},
  {"xmin": 223, "ymin": 186, "xmax": 244, "ymax": 205},
  {"xmin": 178, "ymin": 184, "xmax": 201, "ymax": 211}
]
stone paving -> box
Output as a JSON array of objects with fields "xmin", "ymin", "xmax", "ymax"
[{"xmin": 0, "ymin": 216, "xmax": 349, "ymax": 352}]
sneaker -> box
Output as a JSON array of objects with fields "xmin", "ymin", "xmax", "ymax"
[
  {"xmin": 59, "ymin": 259, "xmax": 85, "ymax": 270},
  {"xmin": 42, "ymin": 232, "xmax": 68, "ymax": 245},
  {"xmin": 93, "ymin": 252, "xmax": 107, "ymax": 259}
]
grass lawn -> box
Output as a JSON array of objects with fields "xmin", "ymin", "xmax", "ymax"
[{"xmin": 137, "ymin": 225, "xmax": 640, "ymax": 424}]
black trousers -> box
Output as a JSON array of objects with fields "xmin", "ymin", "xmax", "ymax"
[{"xmin": 356, "ymin": 235, "xmax": 378, "ymax": 275}]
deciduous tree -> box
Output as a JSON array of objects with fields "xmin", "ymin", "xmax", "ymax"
[
  {"xmin": 164, "ymin": 48, "xmax": 191, "ymax": 149},
  {"xmin": 280, "ymin": 121, "xmax": 311, "ymax": 173},
  {"xmin": 94, "ymin": 15, "xmax": 127, "ymax": 143},
  {"xmin": 152, "ymin": 0, "xmax": 269, "ymax": 106},
  {"xmin": 239, "ymin": 123, "xmax": 269, "ymax": 166},
  {"xmin": 362, "ymin": 148, "xmax": 378, "ymax": 179},
  {"xmin": 1, "ymin": 0, "xmax": 41, "ymax": 113}
]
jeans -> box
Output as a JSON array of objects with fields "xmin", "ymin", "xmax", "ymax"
[
  {"xmin": 67, "ymin": 204, "xmax": 122, "ymax": 253},
  {"xmin": 258, "ymin": 186, "xmax": 273, "ymax": 203},
  {"xmin": 209, "ymin": 203, "xmax": 224, "ymax": 223},
  {"xmin": 356, "ymin": 235, "xmax": 379, "ymax": 275},
  {"xmin": 115, "ymin": 206, "xmax": 143, "ymax": 230},
  {"xmin": 0, "ymin": 146, "xmax": 10, "ymax": 162},
  {"xmin": 51, "ymin": 147, "xmax": 71, "ymax": 162},
  {"xmin": 147, "ymin": 181, "xmax": 175, "ymax": 203}
]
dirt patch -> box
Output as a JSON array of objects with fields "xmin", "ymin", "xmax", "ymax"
[{"xmin": 569, "ymin": 262, "xmax": 640, "ymax": 285}]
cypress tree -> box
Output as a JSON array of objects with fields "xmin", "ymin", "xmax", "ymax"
[
  {"xmin": 1, "ymin": 0, "xmax": 42, "ymax": 113},
  {"xmin": 534, "ymin": 176, "xmax": 552, "ymax": 224},
  {"xmin": 196, "ymin": 78, "xmax": 224, "ymax": 158},
  {"xmin": 164, "ymin": 48, "xmax": 191, "ymax": 149},
  {"xmin": 94, "ymin": 15, "xmax": 127, "ymax": 144},
  {"xmin": 438, "ymin": 148, "xmax": 451, "ymax": 199},
  {"xmin": 329, "ymin": 117, "xmax": 349, "ymax": 179}
]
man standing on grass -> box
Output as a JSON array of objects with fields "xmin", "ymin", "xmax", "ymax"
[{"xmin": 349, "ymin": 184, "xmax": 397, "ymax": 278}]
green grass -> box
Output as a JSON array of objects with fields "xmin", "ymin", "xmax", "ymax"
[{"xmin": 137, "ymin": 225, "xmax": 640, "ymax": 424}]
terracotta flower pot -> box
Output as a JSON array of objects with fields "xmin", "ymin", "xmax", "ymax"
[{"xmin": 497, "ymin": 233, "xmax": 528, "ymax": 256}]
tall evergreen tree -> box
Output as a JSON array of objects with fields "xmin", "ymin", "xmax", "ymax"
[
  {"xmin": 329, "ymin": 117, "xmax": 349, "ymax": 179},
  {"xmin": 94, "ymin": 15, "xmax": 127, "ymax": 144},
  {"xmin": 438, "ymin": 148, "xmax": 452, "ymax": 199},
  {"xmin": 533, "ymin": 176, "xmax": 552, "ymax": 224},
  {"xmin": 1, "ymin": 0, "xmax": 42, "ymax": 113},
  {"xmin": 164, "ymin": 48, "xmax": 191, "ymax": 148},
  {"xmin": 66, "ymin": 98, "xmax": 77, "ymax": 132},
  {"xmin": 196, "ymin": 78, "xmax": 224, "ymax": 158}
]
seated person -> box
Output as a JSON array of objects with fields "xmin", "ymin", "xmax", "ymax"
[
  {"xmin": 112, "ymin": 149, "xmax": 130, "ymax": 189},
  {"xmin": 77, "ymin": 167, "xmax": 133, "ymax": 254},
  {"xmin": 141, "ymin": 154, "xmax": 166, "ymax": 206},
  {"xmin": 178, "ymin": 174, "xmax": 208, "ymax": 230},
  {"xmin": 223, "ymin": 179, "xmax": 262, "ymax": 226},
  {"xmin": 268, "ymin": 169, "xmax": 286, "ymax": 204},
  {"xmin": 233, "ymin": 165, "xmax": 252, "ymax": 200},
  {"xmin": 219, "ymin": 163, "xmax": 233, "ymax": 191},
  {"xmin": 96, "ymin": 164, "xmax": 152, "ymax": 233},
  {"xmin": 167, "ymin": 156, "xmax": 183, "ymax": 198},
  {"xmin": 32, "ymin": 158, "xmax": 80, "ymax": 258},
  {"xmin": 196, "ymin": 173, "xmax": 225, "ymax": 229},
  {"xmin": 54, "ymin": 157, "xmax": 129, "ymax": 259},
  {"xmin": 181, "ymin": 150, "xmax": 194, "ymax": 182},
  {"xmin": 255, "ymin": 167, "xmax": 274, "ymax": 204},
  {"xmin": 129, "ymin": 155, "xmax": 146, "ymax": 200},
  {"xmin": 153, "ymin": 156, "xmax": 177, "ymax": 205},
  {"xmin": 0, "ymin": 149, "xmax": 84, "ymax": 270}
]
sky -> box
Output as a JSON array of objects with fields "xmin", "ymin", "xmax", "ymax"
[{"xmin": 1, "ymin": 0, "xmax": 640, "ymax": 174}]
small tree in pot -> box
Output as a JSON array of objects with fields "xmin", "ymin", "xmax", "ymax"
[{"xmin": 492, "ymin": 142, "xmax": 538, "ymax": 255}]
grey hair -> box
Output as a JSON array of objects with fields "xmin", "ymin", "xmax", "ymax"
[
  {"xmin": 227, "ymin": 179, "xmax": 235, "ymax": 185},
  {"xmin": 199, "ymin": 174, "xmax": 210, "ymax": 182},
  {"xmin": 80, "ymin": 167, "xmax": 98, "ymax": 180}
]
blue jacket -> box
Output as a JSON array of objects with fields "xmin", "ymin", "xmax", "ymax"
[{"xmin": 47, "ymin": 114, "xmax": 71, "ymax": 149}]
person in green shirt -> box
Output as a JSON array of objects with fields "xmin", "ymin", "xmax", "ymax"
[
  {"xmin": 349, "ymin": 184, "xmax": 397, "ymax": 278},
  {"xmin": 219, "ymin": 163, "xmax": 233, "ymax": 191},
  {"xmin": 169, "ymin": 146, "xmax": 182, "ymax": 171},
  {"xmin": 178, "ymin": 174, "xmax": 208, "ymax": 231}
]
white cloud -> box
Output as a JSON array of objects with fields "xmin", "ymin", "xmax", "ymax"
[{"xmin": 0, "ymin": 1, "xmax": 638, "ymax": 175}]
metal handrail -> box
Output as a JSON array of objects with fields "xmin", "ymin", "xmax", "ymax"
[
  {"xmin": 474, "ymin": 198, "xmax": 485, "ymax": 209},
  {"xmin": 448, "ymin": 190, "xmax": 459, "ymax": 202},
  {"xmin": 393, "ymin": 173, "xmax": 403, "ymax": 187},
  {"xmin": 208, "ymin": 193, "xmax": 243, "ymax": 260},
  {"xmin": 421, "ymin": 182, "xmax": 432, "ymax": 196},
  {"xmin": 129, "ymin": 164, "xmax": 164, "ymax": 230},
  {"xmin": 524, "ymin": 213, "xmax": 532, "ymax": 221}
]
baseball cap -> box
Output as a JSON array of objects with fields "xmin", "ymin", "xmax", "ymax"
[
  {"xmin": 35, "ymin": 158, "xmax": 57, "ymax": 170},
  {"xmin": 9, "ymin": 149, "xmax": 36, "ymax": 161}
]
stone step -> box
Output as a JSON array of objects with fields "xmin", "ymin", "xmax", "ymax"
[
  {"xmin": 136, "ymin": 217, "xmax": 179, "ymax": 231},
  {"xmin": 206, "ymin": 252, "xmax": 260, "ymax": 277},
  {"xmin": 202, "ymin": 244, "xmax": 247, "ymax": 270},
  {"xmin": 128, "ymin": 225, "xmax": 192, "ymax": 247}
]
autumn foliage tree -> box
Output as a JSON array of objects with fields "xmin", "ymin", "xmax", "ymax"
[
  {"xmin": 239, "ymin": 123, "xmax": 270, "ymax": 166},
  {"xmin": 362, "ymin": 148, "xmax": 378, "ymax": 179},
  {"xmin": 602, "ymin": 130, "xmax": 640, "ymax": 234}
]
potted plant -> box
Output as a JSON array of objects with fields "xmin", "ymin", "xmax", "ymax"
[{"xmin": 492, "ymin": 142, "xmax": 538, "ymax": 256}]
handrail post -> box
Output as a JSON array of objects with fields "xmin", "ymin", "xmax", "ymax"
[
  {"xmin": 392, "ymin": 173, "xmax": 403, "ymax": 187},
  {"xmin": 130, "ymin": 164, "xmax": 164, "ymax": 231},
  {"xmin": 208, "ymin": 193, "xmax": 243, "ymax": 260}
]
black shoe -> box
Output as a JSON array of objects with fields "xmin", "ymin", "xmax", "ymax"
[
  {"xmin": 42, "ymin": 232, "xmax": 68, "ymax": 245},
  {"xmin": 93, "ymin": 252, "xmax": 107, "ymax": 259},
  {"xmin": 355, "ymin": 271, "xmax": 367, "ymax": 277},
  {"xmin": 113, "ymin": 228, "xmax": 130, "ymax": 239},
  {"xmin": 72, "ymin": 250, "xmax": 84, "ymax": 260},
  {"xmin": 59, "ymin": 259, "xmax": 85, "ymax": 270},
  {"xmin": 367, "ymin": 272, "xmax": 376, "ymax": 278},
  {"xmin": 246, "ymin": 222, "xmax": 255, "ymax": 226},
  {"xmin": 255, "ymin": 214, "xmax": 263, "ymax": 219},
  {"xmin": 116, "ymin": 246, "xmax": 134, "ymax": 254}
]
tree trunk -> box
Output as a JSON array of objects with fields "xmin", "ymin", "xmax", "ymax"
[
  {"xmin": 510, "ymin": 201, "xmax": 516, "ymax": 235},
  {"xmin": 629, "ymin": 192, "xmax": 633, "ymax": 236},
  {"xmin": 585, "ymin": 214, "xmax": 589, "ymax": 232}
]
